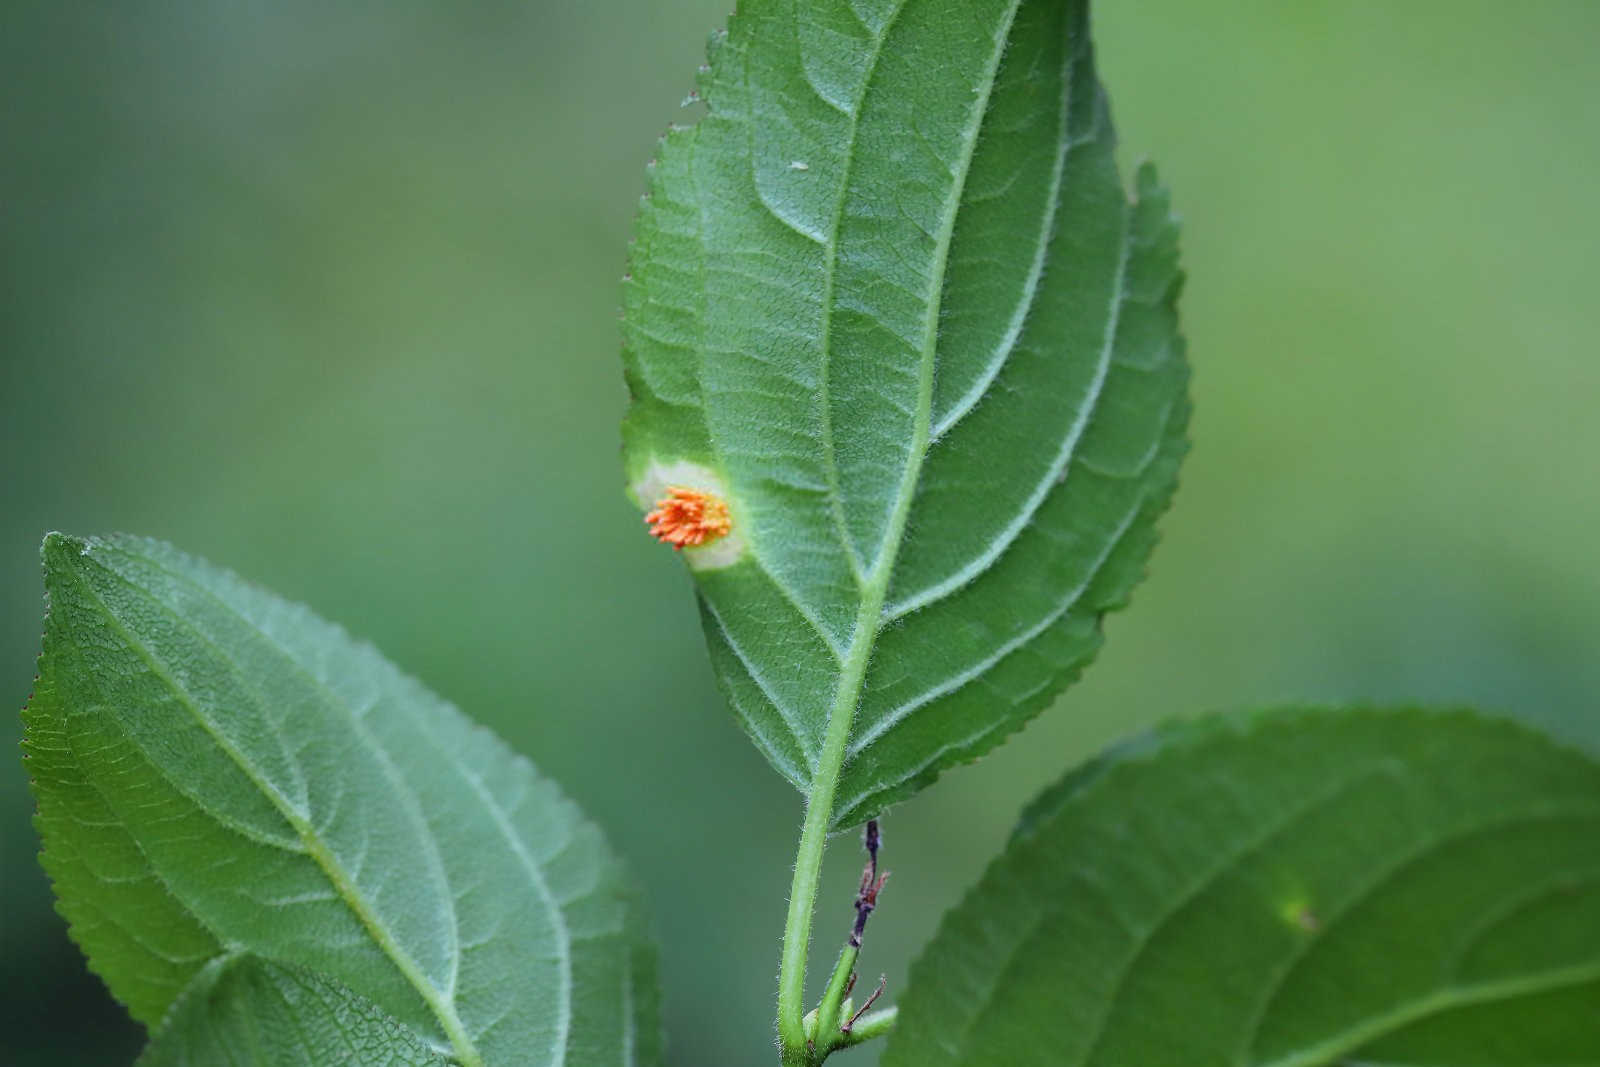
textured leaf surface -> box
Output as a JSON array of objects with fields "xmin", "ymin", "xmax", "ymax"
[
  {"xmin": 622, "ymin": 0, "xmax": 1188, "ymax": 827},
  {"xmin": 138, "ymin": 958, "xmax": 448, "ymax": 1067},
  {"xmin": 883, "ymin": 709, "xmax": 1600, "ymax": 1067},
  {"xmin": 23, "ymin": 534, "xmax": 660, "ymax": 1067}
]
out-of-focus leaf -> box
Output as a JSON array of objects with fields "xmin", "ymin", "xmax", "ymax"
[
  {"xmin": 884, "ymin": 708, "xmax": 1600, "ymax": 1066},
  {"xmin": 24, "ymin": 534, "xmax": 660, "ymax": 1066}
]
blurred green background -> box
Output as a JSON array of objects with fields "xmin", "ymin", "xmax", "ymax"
[{"xmin": 3, "ymin": 1, "xmax": 1597, "ymax": 1063}]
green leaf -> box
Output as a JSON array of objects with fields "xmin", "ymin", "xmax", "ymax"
[
  {"xmin": 883, "ymin": 709, "xmax": 1600, "ymax": 1067},
  {"xmin": 621, "ymin": 0, "xmax": 1188, "ymax": 828},
  {"xmin": 138, "ymin": 957, "xmax": 449, "ymax": 1067},
  {"xmin": 23, "ymin": 534, "xmax": 661, "ymax": 1067}
]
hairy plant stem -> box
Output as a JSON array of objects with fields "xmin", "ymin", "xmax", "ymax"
[
  {"xmin": 838, "ymin": 1007, "xmax": 898, "ymax": 1047},
  {"xmin": 812, "ymin": 944, "xmax": 859, "ymax": 1044},
  {"xmin": 777, "ymin": 595, "xmax": 883, "ymax": 1065}
]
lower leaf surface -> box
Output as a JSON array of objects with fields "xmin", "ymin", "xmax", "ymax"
[
  {"xmin": 138, "ymin": 957, "xmax": 448, "ymax": 1067},
  {"xmin": 884, "ymin": 708, "xmax": 1600, "ymax": 1067},
  {"xmin": 23, "ymin": 534, "xmax": 661, "ymax": 1066}
]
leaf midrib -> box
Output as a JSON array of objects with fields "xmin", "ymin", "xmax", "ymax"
[
  {"xmin": 814, "ymin": 0, "xmax": 1030, "ymax": 808},
  {"xmin": 845, "ymin": 0, "xmax": 1031, "ymax": 743},
  {"xmin": 61, "ymin": 553, "xmax": 485, "ymax": 1067},
  {"xmin": 186, "ymin": 578, "xmax": 592, "ymax": 1067},
  {"xmin": 778, "ymin": 0, "xmax": 1028, "ymax": 1042}
]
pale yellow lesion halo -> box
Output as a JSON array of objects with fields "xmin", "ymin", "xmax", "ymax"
[{"xmin": 630, "ymin": 458, "xmax": 746, "ymax": 570}]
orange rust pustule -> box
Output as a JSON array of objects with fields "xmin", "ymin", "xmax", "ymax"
[{"xmin": 645, "ymin": 486, "xmax": 732, "ymax": 550}]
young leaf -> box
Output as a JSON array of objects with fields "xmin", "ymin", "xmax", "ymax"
[
  {"xmin": 883, "ymin": 709, "xmax": 1600, "ymax": 1067},
  {"xmin": 622, "ymin": 0, "xmax": 1188, "ymax": 828},
  {"xmin": 138, "ymin": 957, "xmax": 449, "ymax": 1067},
  {"xmin": 23, "ymin": 534, "xmax": 660, "ymax": 1067}
]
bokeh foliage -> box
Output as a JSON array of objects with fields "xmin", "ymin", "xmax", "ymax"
[{"xmin": 3, "ymin": 1, "xmax": 1598, "ymax": 1064}]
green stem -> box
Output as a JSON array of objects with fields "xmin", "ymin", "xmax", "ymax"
[
  {"xmin": 812, "ymin": 943, "xmax": 860, "ymax": 1045},
  {"xmin": 777, "ymin": 597, "xmax": 883, "ymax": 1062},
  {"xmin": 838, "ymin": 1007, "xmax": 897, "ymax": 1048},
  {"xmin": 776, "ymin": 779, "xmax": 834, "ymax": 1056}
]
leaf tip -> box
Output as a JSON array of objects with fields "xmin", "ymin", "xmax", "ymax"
[
  {"xmin": 40, "ymin": 530, "xmax": 89, "ymax": 567},
  {"xmin": 39, "ymin": 532, "xmax": 104, "ymax": 606}
]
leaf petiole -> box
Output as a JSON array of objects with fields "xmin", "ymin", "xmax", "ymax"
[
  {"xmin": 836, "ymin": 1006, "xmax": 897, "ymax": 1048},
  {"xmin": 777, "ymin": 594, "xmax": 886, "ymax": 1062},
  {"xmin": 810, "ymin": 945, "xmax": 858, "ymax": 1050},
  {"xmin": 783, "ymin": 820, "xmax": 891, "ymax": 1064}
]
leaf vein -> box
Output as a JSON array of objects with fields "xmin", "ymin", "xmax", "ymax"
[
  {"xmin": 1072, "ymin": 767, "xmax": 1398, "ymax": 1067},
  {"xmin": 67, "ymin": 554, "xmax": 483, "ymax": 1067},
  {"xmin": 704, "ymin": 598, "xmax": 819, "ymax": 776},
  {"xmin": 849, "ymin": 493, "xmax": 1143, "ymax": 759},
  {"xmin": 1241, "ymin": 807, "xmax": 1600, "ymax": 1066},
  {"xmin": 887, "ymin": 202, "xmax": 1134, "ymax": 621},
  {"xmin": 929, "ymin": 26, "xmax": 1079, "ymax": 442}
]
